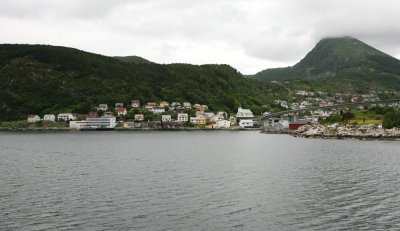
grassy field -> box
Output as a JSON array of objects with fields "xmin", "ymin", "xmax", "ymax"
[{"xmin": 349, "ymin": 110, "xmax": 384, "ymax": 125}]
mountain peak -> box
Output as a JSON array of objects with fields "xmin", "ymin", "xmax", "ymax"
[{"xmin": 254, "ymin": 36, "xmax": 400, "ymax": 81}]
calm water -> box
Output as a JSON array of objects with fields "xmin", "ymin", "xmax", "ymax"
[{"xmin": 1, "ymin": 131, "xmax": 400, "ymax": 230}]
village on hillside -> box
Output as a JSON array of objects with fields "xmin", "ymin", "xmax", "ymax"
[
  {"xmin": 24, "ymin": 89, "xmax": 400, "ymax": 131},
  {"xmin": 26, "ymin": 99, "xmax": 259, "ymax": 130}
]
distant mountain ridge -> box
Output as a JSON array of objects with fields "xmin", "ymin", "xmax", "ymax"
[{"xmin": 254, "ymin": 37, "xmax": 400, "ymax": 83}]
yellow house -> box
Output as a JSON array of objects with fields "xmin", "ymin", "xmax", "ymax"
[{"xmin": 190, "ymin": 116, "xmax": 206, "ymax": 125}]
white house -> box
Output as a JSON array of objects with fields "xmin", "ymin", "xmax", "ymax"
[
  {"xmin": 236, "ymin": 107, "xmax": 254, "ymax": 120},
  {"xmin": 98, "ymin": 104, "xmax": 108, "ymax": 111},
  {"xmin": 43, "ymin": 114, "xmax": 56, "ymax": 122},
  {"xmin": 177, "ymin": 113, "xmax": 188, "ymax": 122},
  {"xmin": 239, "ymin": 119, "xmax": 254, "ymax": 128},
  {"xmin": 131, "ymin": 100, "xmax": 140, "ymax": 108},
  {"xmin": 171, "ymin": 102, "xmax": 181, "ymax": 107},
  {"xmin": 216, "ymin": 120, "xmax": 231, "ymax": 128},
  {"xmin": 162, "ymin": 115, "xmax": 172, "ymax": 122},
  {"xmin": 27, "ymin": 115, "xmax": 40, "ymax": 123},
  {"xmin": 57, "ymin": 113, "xmax": 76, "ymax": 121},
  {"xmin": 193, "ymin": 104, "xmax": 208, "ymax": 111},
  {"xmin": 150, "ymin": 107, "xmax": 165, "ymax": 114},
  {"xmin": 183, "ymin": 102, "xmax": 191, "ymax": 109},
  {"xmin": 115, "ymin": 103, "xmax": 124, "ymax": 108},
  {"xmin": 159, "ymin": 101, "xmax": 170, "ymax": 108},
  {"xmin": 204, "ymin": 112, "xmax": 215, "ymax": 119}
]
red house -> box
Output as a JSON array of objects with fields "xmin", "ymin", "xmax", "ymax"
[
  {"xmin": 147, "ymin": 102, "xmax": 157, "ymax": 107},
  {"xmin": 289, "ymin": 120, "xmax": 309, "ymax": 130}
]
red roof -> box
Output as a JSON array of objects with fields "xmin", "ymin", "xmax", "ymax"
[{"xmin": 117, "ymin": 107, "xmax": 126, "ymax": 112}]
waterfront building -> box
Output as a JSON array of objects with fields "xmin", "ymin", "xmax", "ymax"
[
  {"xmin": 190, "ymin": 115, "xmax": 206, "ymax": 125},
  {"xmin": 177, "ymin": 113, "xmax": 188, "ymax": 122},
  {"xmin": 43, "ymin": 114, "xmax": 55, "ymax": 122},
  {"xmin": 289, "ymin": 119, "xmax": 310, "ymax": 130},
  {"xmin": 239, "ymin": 119, "xmax": 254, "ymax": 128},
  {"xmin": 236, "ymin": 107, "xmax": 254, "ymax": 121},
  {"xmin": 216, "ymin": 120, "xmax": 231, "ymax": 128},
  {"xmin": 162, "ymin": 115, "xmax": 172, "ymax": 122},
  {"xmin": 213, "ymin": 112, "xmax": 227, "ymax": 121},
  {"xmin": 57, "ymin": 113, "xmax": 76, "ymax": 121},
  {"xmin": 27, "ymin": 115, "xmax": 40, "ymax": 123},
  {"xmin": 69, "ymin": 116, "xmax": 116, "ymax": 129}
]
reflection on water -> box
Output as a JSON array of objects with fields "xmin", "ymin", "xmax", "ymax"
[{"xmin": 1, "ymin": 131, "xmax": 400, "ymax": 230}]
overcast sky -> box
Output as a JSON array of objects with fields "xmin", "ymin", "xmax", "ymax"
[{"xmin": 1, "ymin": 0, "xmax": 399, "ymax": 74}]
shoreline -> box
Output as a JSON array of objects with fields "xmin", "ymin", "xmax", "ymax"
[
  {"xmin": 261, "ymin": 125, "xmax": 400, "ymax": 141},
  {"xmin": 2, "ymin": 126, "xmax": 399, "ymax": 141},
  {"xmin": 292, "ymin": 133, "xmax": 400, "ymax": 141},
  {"xmin": 0, "ymin": 127, "xmax": 262, "ymax": 132}
]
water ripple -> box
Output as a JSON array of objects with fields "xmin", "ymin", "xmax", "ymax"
[{"xmin": 1, "ymin": 132, "xmax": 400, "ymax": 230}]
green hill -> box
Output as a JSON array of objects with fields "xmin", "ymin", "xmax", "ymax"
[
  {"xmin": 253, "ymin": 37, "xmax": 400, "ymax": 91},
  {"xmin": 0, "ymin": 44, "xmax": 288, "ymax": 121},
  {"xmin": 114, "ymin": 55, "xmax": 153, "ymax": 64}
]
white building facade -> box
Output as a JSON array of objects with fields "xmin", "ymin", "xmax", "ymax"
[
  {"xmin": 57, "ymin": 113, "xmax": 76, "ymax": 121},
  {"xmin": 27, "ymin": 115, "xmax": 40, "ymax": 123},
  {"xmin": 177, "ymin": 113, "xmax": 188, "ymax": 122},
  {"xmin": 43, "ymin": 114, "xmax": 55, "ymax": 122},
  {"xmin": 216, "ymin": 120, "xmax": 231, "ymax": 128},
  {"xmin": 161, "ymin": 115, "xmax": 172, "ymax": 122},
  {"xmin": 236, "ymin": 107, "xmax": 254, "ymax": 120},
  {"xmin": 239, "ymin": 119, "xmax": 254, "ymax": 128},
  {"xmin": 69, "ymin": 116, "xmax": 116, "ymax": 129}
]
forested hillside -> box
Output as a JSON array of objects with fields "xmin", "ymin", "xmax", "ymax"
[{"xmin": 0, "ymin": 44, "xmax": 288, "ymax": 120}]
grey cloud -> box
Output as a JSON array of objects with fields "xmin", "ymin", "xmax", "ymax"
[{"xmin": 1, "ymin": 0, "xmax": 400, "ymax": 74}]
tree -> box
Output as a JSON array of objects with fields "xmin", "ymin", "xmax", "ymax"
[
  {"xmin": 384, "ymin": 109, "xmax": 400, "ymax": 129},
  {"xmin": 96, "ymin": 110, "xmax": 104, "ymax": 117},
  {"xmin": 342, "ymin": 111, "xmax": 355, "ymax": 123}
]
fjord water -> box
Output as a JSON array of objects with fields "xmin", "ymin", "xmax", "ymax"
[{"xmin": 1, "ymin": 131, "xmax": 400, "ymax": 230}]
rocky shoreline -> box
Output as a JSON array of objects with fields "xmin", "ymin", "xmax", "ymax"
[{"xmin": 263, "ymin": 124, "xmax": 400, "ymax": 140}]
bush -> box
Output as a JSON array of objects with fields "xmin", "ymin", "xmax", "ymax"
[{"xmin": 384, "ymin": 109, "xmax": 400, "ymax": 129}]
